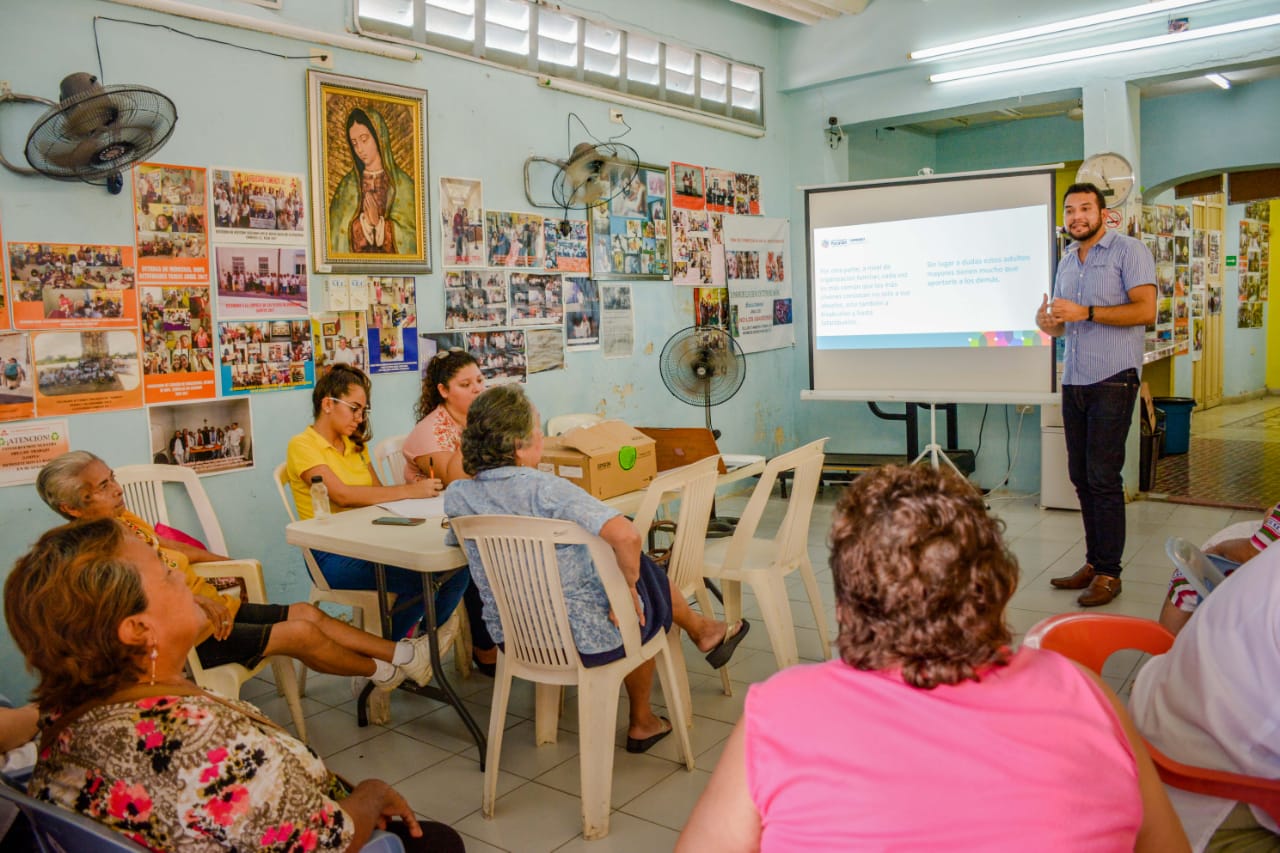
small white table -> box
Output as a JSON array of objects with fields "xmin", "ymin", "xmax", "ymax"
[{"xmin": 284, "ymin": 506, "xmax": 485, "ymax": 763}]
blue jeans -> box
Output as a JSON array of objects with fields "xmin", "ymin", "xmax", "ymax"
[
  {"xmin": 1062, "ymin": 368, "xmax": 1140, "ymax": 579},
  {"xmin": 313, "ymin": 550, "xmax": 469, "ymax": 640}
]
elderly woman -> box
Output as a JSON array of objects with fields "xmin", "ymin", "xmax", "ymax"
[
  {"xmin": 679, "ymin": 465, "xmax": 1188, "ymax": 851},
  {"xmin": 4, "ymin": 518, "xmax": 463, "ymax": 852},
  {"xmin": 444, "ymin": 385, "xmax": 748, "ymax": 753}
]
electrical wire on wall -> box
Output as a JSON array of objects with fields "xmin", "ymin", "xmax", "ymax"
[{"xmin": 93, "ymin": 16, "xmax": 321, "ymax": 81}]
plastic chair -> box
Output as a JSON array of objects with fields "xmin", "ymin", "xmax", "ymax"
[
  {"xmin": 373, "ymin": 434, "xmax": 408, "ymax": 486},
  {"xmin": 1165, "ymin": 536, "xmax": 1229, "ymax": 601},
  {"xmin": 0, "ymin": 775, "xmax": 407, "ymax": 852},
  {"xmin": 630, "ymin": 455, "xmax": 728, "ymax": 706},
  {"xmin": 115, "ymin": 464, "xmax": 308, "ymax": 742},
  {"xmin": 272, "ymin": 463, "xmax": 469, "ymax": 687},
  {"xmin": 1023, "ymin": 612, "xmax": 1280, "ymax": 824},
  {"xmin": 546, "ymin": 412, "xmax": 602, "ymax": 437},
  {"xmin": 702, "ymin": 438, "xmax": 830, "ymax": 671},
  {"xmin": 449, "ymin": 515, "xmax": 695, "ymax": 840}
]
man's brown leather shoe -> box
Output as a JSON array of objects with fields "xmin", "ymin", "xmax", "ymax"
[
  {"xmin": 1078, "ymin": 575, "xmax": 1122, "ymax": 607},
  {"xmin": 1050, "ymin": 563, "xmax": 1095, "ymax": 590}
]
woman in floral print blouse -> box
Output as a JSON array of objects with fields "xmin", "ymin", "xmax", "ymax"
[{"xmin": 4, "ymin": 518, "xmax": 464, "ymax": 852}]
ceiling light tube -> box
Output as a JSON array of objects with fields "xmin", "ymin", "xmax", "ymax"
[
  {"xmin": 102, "ymin": 0, "xmax": 418, "ymax": 62},
  {"xmin": 537, "ymin": 76, "xmax": 766, "ymax": 138},
  {"xmin": 910, "ymin": 0, "xmax": 1214, "ymax": 61},
  {"xmin": 1205, "ymin": 72, "xmax": 1232, "ymax": 88},
  {"xmin": 930, "ymin": 13, "xmax": 1280, "ymax": 82}
]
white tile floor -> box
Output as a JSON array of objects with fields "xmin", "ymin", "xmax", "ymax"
[{"xmin": 246, "ymin": 487, "xmax": 1255, "ymax": 851}]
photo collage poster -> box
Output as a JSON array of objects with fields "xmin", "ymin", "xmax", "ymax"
[
  {"xmin": 366, "ymin": 275, "xmax": 418, "ymax": 373},
  {"xmin": 1237, "ymin": 202, "xmax": 1270, "ymax": 330},
  {"xmin": 721, "ymin": 216, "xmax": 794, "ymax": 354},
  {"xmin": 420, "ymin": 330, "xmax": 528, "ymax": 386},
  {"xmin": 218, "ymin": 319, "xmax": 315, "ymax": 395},
  {"xmin": 587, "ymin": 164, "xmax": 670, "ymax": 280},
  {"xmin": 1141, "ymin": 204, "xmax": 1178, "ymax": 350}
]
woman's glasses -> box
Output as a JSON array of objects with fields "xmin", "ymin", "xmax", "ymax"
[{"xmin": 328, "ymin": 397, "xmax": 370, "ymax": 418}]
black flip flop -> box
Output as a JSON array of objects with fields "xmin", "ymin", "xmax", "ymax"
[
  {"xmin": 625, "ymin": 717, "xmax": 672, "ymax": 754},
  {"xmin": 704, "ymin": 620, "xmax": 750, "ymax": 669}
]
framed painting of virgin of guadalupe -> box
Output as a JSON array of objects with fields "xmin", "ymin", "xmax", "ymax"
[{"xmin": 307, "ymin": 70, "xmax": 431, "ymax": 274}]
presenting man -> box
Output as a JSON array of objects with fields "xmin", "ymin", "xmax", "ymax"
[{"xmin": 1035, "ymin": 182, "xmax": 1156, "ymax": 606}]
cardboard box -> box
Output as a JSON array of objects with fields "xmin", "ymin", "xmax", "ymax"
[{"xmin": 539, "ymin": 419, "xmax": 657, "ymax": 499}]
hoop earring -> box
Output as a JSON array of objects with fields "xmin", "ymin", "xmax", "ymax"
[{"xmin": 149, "ymin": 646, "xmax": 158, "ymax": 685}]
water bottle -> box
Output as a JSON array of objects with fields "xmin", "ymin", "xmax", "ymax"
[{"xmin": 309, "ymin": 475, "xmax": 331, "ymax": 519}]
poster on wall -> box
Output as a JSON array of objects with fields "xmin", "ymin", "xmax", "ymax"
[
  {"xmin": 307, "ymin": 70, "xmax": 431, "ymax": 274},
  {"xmin": 509, "ymin": 273, "xmax": 563, "ymax": 326},
  {"xmin": 672, "ymin": 209, "xmax": 725, "ymax": 286},
  {"xmin": 722, "ymin": 216, "xmax": 793, "ymax": 353},
  {"xmin": 148, "ymin": 397, "xmax": 254, "ymax": 476},
  {"xmin": 418, "ymin": 331, "xmax": 465, "ymax": 370},
  {"xmin": 600, "ymin": 284, "xmax": 634, "ymax": 359},
  {"xmin": 366, "ymin": 275, "xmax": 418, "ymax": 373},
  {"xmin": 588, "ymin": 163, "xmax": 671, "ymax": 280},
  {"xmin": 485, "ymin": 211, "xmax": 544, "ymax": 268},
  {"xmin": 671, "ymin": 162, "xmax": 706, "ymax": 212},
  {"xmin": 694, "ymin": 287, "xmax": 730, "ymax": 329},
  {"xmin": 440, "ymin": 177, "xmax": 485, "ymax": 267},
  {"xmin": 214, "ymin": 246, "xmax": 309, "ymax": 319},
  {"xmin": 0, "ymin": 215, "xmax": 8, "ymax": 332},
  {"xmin": 445, "ymin": 270, "xmax": 507, "ymax": 329},
  {"xmin": 543, "ymin": 219, "xmax": 588, "ymax": 272},
  {"xmin": 6, "ymin": 243, "xmax": 138, "ymax": 330},
  {"xmin": 140, "ymin": 285, "xmax": 216, "ymax": 404},
  {"xmin": 526, "ymin": 327, "xmax": 565, "ymax": 374},
  {"xmin": 0, "ymin": 418, "xmax": 70, "ymax": 488},
  {"xmin": 312, "ymin": 311, "xmax": 369, "ymax": 377},
  {"xmin": 564, "ymin": 275, "xmax": 600, "ymax": 351},
  {"xmin": 217, "ymin": 320, "xmax": 315, "ymax": 394},
  {"xmin": 32, "ymin": 329, "xmax": 143, "ymax": 416},
  {"xmin": 0, "ymin": 332, "xmax": 34, "ymax": 421},
  {"xmin": 210, "ymin": 168, "xmax": 306, "ymax": 245},
  {"xmin": 134, "ymin": 163, "xmax": 210, "ymax": 284},
  {"xmin": 463, "ymin": 328, "xmax": 526, "ymax": 384}
]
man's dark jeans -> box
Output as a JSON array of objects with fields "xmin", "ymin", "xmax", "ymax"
[{"xmin": 1062, "ymin": 368, "xmax": 1140, "ymax": 579}]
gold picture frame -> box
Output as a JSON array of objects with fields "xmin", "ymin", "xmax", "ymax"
[{"xmin": 307, "ymin": 70, "xmax": 431, "ymax": 274}]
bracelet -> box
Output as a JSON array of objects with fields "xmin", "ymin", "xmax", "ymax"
[{"xmin": 1088, "ymin": 305, "xmax": 1095, "ymax": 322}]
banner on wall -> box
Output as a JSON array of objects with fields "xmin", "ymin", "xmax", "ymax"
[
  {"xmin": 210, "ymin": 168, "xmax": 306, "ymax": 245},
  {"xmin": 722, "ymin": 216, "xmax": 793, "ymax": 354},
  {"xmin": 140, "ymin": 285, "xmax": 216, "ymax": 404},
  {"xmin": 214, "ymin": 246, "xmax": 309, "ymax": 319},
  {"xmin": 0, "ymin": 418, "xmax": 70, "ymax": 488},
  {"xmin": 0, "ymin": 331, "xmax": 34, "ymax": 422},
  {"xmin": 32, "ymin": 329, "xmax": 144, "ymax": 416},
  {"xmin": 134, "ymin": 163, "xmax": 211, "ymax": 284},
  {"xmin": 6, "ymin": 243, "xmax": 138, "ymax": 331}
]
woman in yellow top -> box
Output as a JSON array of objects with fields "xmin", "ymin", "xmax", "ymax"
[{"xmin": 286, "ymin": 364, "xmax": 466, "ymax": 641}]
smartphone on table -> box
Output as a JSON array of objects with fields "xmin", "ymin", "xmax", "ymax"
[{"xmin": 372, "ymin": 516, "xmax": 426, "ymax": 526}]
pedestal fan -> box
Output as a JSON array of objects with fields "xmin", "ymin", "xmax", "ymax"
[{"xmin": 658, "ymin": 326, "xmax": 746, "ymax": 438}]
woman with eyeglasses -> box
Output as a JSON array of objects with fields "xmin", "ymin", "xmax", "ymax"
[{"xmin": 286, "ymin": 365, "xmax": 468, "ymax": 654}]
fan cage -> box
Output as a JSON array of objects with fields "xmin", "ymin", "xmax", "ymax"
[
  {"xmin": 25, "ymin": 85, "xmax": 177, "ymax": 183},
  {"xmin": 659, "ymin": 326, "xmax": 746, "ymax": 408}
]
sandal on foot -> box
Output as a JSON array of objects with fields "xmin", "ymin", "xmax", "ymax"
[
  {"xmin": 704, "ymin": 620, "xmax": 750, "ymax": 669},
  {"xmin": 625, "ymin": 717, "xmax": 672, "ymax": 754}
]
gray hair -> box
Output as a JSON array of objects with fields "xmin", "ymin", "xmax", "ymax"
[
  {"xmin": 461, "ymin": 385, "xmax": 536, "ymax": 476},
  {"xmin": 37, "ymin": 450, "xmax": 104, "ymax": 519}
]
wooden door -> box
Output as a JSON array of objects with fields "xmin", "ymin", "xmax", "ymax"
[{"xmin": 1192, "ymin": 193, "xmax": 1225, "ymax": 409}]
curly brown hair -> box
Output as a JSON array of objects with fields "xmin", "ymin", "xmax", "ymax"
[
  {"xmin": 830, "ymin": 464, "xmax": 1017, "ymax": 690},
  {"xmin": 461, "ymin": 385, "xmax": 535, "ymax": 476},
  {"xmin": 4, "ymin": 518, "xmax": 148, "ymax": 713},
  {"xmin": 415, "ymin": 348, "xmax": 479, "ymax": 422}
]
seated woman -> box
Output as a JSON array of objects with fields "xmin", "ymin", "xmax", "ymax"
[
  {"xmin": 287, "ymin": 364, "xmax": 468, "ymax": 646},
  {"xmin": 5, "ymin": 518, "xmax": 463, "ymax": 852},
  {"xmin": 402, "ymin": 348, "xmax": 496, "ymax": 673},
  {"xmin": 679, "ymin": 464, "xmax": 1187, "ymax": 851},
  {"xmin": 444, "ymin": 385, "xmax": 749, "ymax": 753}
]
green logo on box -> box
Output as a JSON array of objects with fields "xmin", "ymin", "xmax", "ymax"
[{"xmin": 618, "ymin": 445, "xmax": 637, "ymax": 470}]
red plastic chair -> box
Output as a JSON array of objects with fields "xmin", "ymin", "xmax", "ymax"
[{"xmin": 1024, "ymin": 612, "xmax": 1280, "ymax": 824}]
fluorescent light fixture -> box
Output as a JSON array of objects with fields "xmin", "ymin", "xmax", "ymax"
[
  {"xmin": 1205, "ymin": 72, "xmax": 1232, "ymax": 88},
  {"xmin": 537, "ymin": 76, "xmax": 766, "ymax": 138},
  {"xmin": 930, "ymin": 13, "xmax": 1280, "ymax": 83},
  {"xmin": 910, "ymin": 0, "xmax": 1214, "ymax": 60}
]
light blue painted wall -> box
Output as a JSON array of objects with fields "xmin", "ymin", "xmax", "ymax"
[
  {"xmin": 0, "ymin": 0, "xmax": 796, "ymax": 701},
  {"xmin": 845, "ymin": 125, "xmax": 935, "ymax": 181},
  {"xmin": 935, "ymin": 115, "xmax": 1083, "ymax": 174}
]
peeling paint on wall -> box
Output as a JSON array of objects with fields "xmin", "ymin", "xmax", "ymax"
[
  {"xmin": 644, "ymin": 341, "xmax": 654, "ymax": 355},
  {"xmin": 773, "ymin": 426, "xmax": 786, "ymax": 451},
  {"xmin": 612, "ymin": 383, "xmax": 634, "ymax": 407}
]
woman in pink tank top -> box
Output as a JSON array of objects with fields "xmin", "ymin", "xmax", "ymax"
[{"xmin": 680, "ymin": 464, "xmax": 1186, "ymax": 852}]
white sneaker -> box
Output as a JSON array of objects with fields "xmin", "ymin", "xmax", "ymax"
[
  {"xmin": 371, "ymin": 661, "xmax": 407, "ymax": 692},
  {"xmin": 399, "ymin": 635, "xmax": 435, "ymax": 687}
]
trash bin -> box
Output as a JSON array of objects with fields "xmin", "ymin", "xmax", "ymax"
[
  {"xmin": 1153, "ymin": 397, "xmax": 1195, "ymax": 456},
  {"xmin": 1139, "ymin": 424, "xmax": 1164, "ymax": 491}
]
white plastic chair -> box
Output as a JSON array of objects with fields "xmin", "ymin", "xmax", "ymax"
[
  {"xmin": 449, "ymin": 515, "xmax": 694, "ymax": 841},
  {"xmin": 1166, "ymin": 536, "xmax": 1230, "ymax": 601},
  {"xmin": 372, "ymin": 434, "xmax": 408, "ymax": 485},
  {"xmin": 272, "ymin": 463, "xmax": 470, "ymax": 687},
  {"xmin": 702, "ymin": 438, "xmax": 830, "ymax": 672},
  {"xmin": 630, "ymin": 455, "xmax": 729, "ymax": 706},
  {"xmin": 115, "ymin": 464, "xmax": 308, "ymax": 742},
  {"xmin": 546, "ymin": 412, "xmax": 602, "ymax": 437}
]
